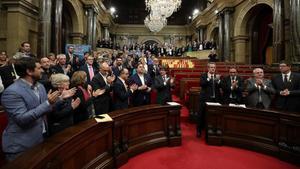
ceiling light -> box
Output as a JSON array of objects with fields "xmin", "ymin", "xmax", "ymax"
[
  {"xmin": 193, "ymin": 9, "xmax": 199, "ymax": 15},
  {"xmin": 110, "ymin": 7, "xmax": 116, "ymax": 14}
]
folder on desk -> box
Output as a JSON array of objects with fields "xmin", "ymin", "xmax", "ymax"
[{"xmin": 94, "ymin": 114, "xmax": 113, "ymax": 123}]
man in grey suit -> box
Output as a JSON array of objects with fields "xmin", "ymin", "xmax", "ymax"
[
  {"xmin": 246, "ymin": 68, "xmax": 275, "ymax": 109},
  {"xmin": 1, "ymin": 57, "xmax": 61, "ymax": 161}
]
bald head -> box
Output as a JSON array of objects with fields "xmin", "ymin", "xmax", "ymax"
[{"xmin": 100, "ymin": 61, "xmax": 110, "ymax": 76}]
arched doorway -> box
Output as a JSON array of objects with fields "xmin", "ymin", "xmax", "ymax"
[
  {"xmin": 62, "ymin": 1, "xmax": 74, "ymax": 52},
  {"xmin": 246, "ymin": 4, "xmax": 273, "ymax": 64},
  {"xmin": 233, "ymin": 2, "xmax": 273, "ymax": 64},
  {"xmin": 210, "ymin": 27, "xmax": 219, "ymax": 48}
]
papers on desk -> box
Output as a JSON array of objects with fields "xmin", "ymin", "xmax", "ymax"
[
  {"xmin": 229, "ymin": 104, "xmax": 247, "ymax": 108},
  {"xmin": 205, "ymin": 102, "xmax": 222, "ymax": 106},
  {"xmin": 167, "ymin": 102, "xmax": 181, "ymax": 106},
  {"xmin": 94, "ymin": 114, "xmax": 113, "ymax": 123}
]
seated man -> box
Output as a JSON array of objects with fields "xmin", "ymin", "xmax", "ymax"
[{"xmin": 246, "ymin": 68, "xmax": 275, "ymax": 109}]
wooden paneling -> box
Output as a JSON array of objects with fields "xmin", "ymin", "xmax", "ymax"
[
  {"xmin": 206, "ymin": 105, "xmax": 300, "ymax": 164},
  {"xmin": 1, "ymin": 104, "xmax": 182, "ymax": 169}
]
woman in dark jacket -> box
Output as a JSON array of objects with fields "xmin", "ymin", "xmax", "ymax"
[
  {"xmin": 70, "ymin": 71, "xmax": 105, "ymax": 124},
  {"xmin": 48, "ymin": 73, "xmax": 80, "ymax": 135}
]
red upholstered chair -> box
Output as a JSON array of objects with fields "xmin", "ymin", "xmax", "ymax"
[{"xmin": 0, "ymin": 110, "xmax": 8, "ymax": 167}]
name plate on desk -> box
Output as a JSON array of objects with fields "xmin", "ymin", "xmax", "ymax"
[
  {"xmin": 94, "ymin": 114, "xmax": 113, "ymax": 123},
  {"xmin": 206, "ymin": 102, "xmax": 221, "ymax": 106}
]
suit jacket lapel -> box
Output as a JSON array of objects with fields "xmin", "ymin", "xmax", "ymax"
[{"xmin": 18, "ymin": 80, "xmax": 40, "ymax": 104}]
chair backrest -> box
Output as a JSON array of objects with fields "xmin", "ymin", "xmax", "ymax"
[{"xmin": 0, "ymin": 108, "xmax": 8, "ymax": 167}]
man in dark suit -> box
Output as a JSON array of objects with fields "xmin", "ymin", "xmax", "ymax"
[
  {"xmin": 111, "ymin": 57, "xmax": 123, "ymax": 76},
  {"xmin": 153, "ymin": 67, "xmax": 174, "ymax": 105},
  {"xmin": 39, "ymin": 57, "xmax": 52, "ymax": 92},
  {"xmin": 246, "ymin": 68, "xmax": 275, "ymax": 109},
  {"xmin": 1, "ymin": 57, "xmax": 60, "ymax": 161},
  {"xmin": 80, "ymin": 55, "xmax": 97, "ymax": 84},
  {"xmin": 148, "ymin": 57, "xmax": 160, "ymax": 80},
  {"xmin": 197, "ymin": 62, "xmax": 222, "ymax": 137},
  {"xmin": 65, "ymin": 45, "xmax": 81, "ymax": 71},
  {"xmin": 271, "ymin": 60, "xmax": 300, "ymax": 113},
  {"xmin": 91, "ymin": 61, "xmax": 115, "ymax": 114},
  {"xmin": 113, "ymin": 68, "xmax": 138, "ymax": 110},
  {"xmin": 50, "ymin": 54, "xmax": 73, "ymax": 77},
  {"xmin": 221, "ymin": 67, "xmax": 244, "ymax": 104},
  {"xmin": 129, "ymin": 63, "xmax": 152, "ymax": 106}
]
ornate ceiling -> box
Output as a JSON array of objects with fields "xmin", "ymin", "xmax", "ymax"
[{"xmin": 103, "ymin": 0, "xmax": 201, "ymax": 25}]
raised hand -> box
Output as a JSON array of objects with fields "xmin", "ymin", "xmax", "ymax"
[
  {"xmin": 107, "ymin": 75, "xmax": 116, "ymax": 84},
  {"xmin": 71, "ymin": 97, "xmax": 81, "ymax": 109},
  {"xmin": 170, "ymin": 77, "xmax": 175, "ymax": 84},
  {"xmin": 93, "ymin": 89, "xmax": 105, "ymax": 97},
  {"xmin": 61, "ymin": 87, "xmax": 77, "ymax": 99},
  {"xmin": 47, "ymin": 89, "xmax": 60, "ymax": 105},
  {"xmin": 130, "ymin": 84, "xmax": 138, "ymax": 91}
]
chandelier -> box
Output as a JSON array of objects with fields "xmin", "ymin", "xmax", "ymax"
[
  {"xmin": 144, "ymin": 12, "xmax": 167, "ymax": 33},
  {"xmin": 144, "ymin": 0, "xmax": 182, "ymax": 32}
]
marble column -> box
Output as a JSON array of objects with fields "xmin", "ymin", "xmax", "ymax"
[
  {"xmin": 273, "ymin": 0, "xmax": 285, "ymax": 62},
  {"xmin": 290, "ymin": 0, "xmax": 300, "ymax": 62},
  {"xmin": 218, "ymin": 12, "xmax": 224, "ymax": 61},
  {"xmin": 39, "ymin": 0, "xmax": 52, "ymax": 57},
  {"xmin": 86, "ymin": 7, "xmax": 94, "ymax": 47},
  {"xmin": 223, "ymin": 8, "xmax": 234, "ymax": 62},
  {"xmin": 54, "ymin": 0, "xmax": 63, "ymax": 54},
  {"xmin": 92, "ymin": 12, "xmax": 97, "ymax": 49},
  {"xmin": 198, "ymin": 26, "xmax": 205, "ymax": 43},
  {"xmin": 104, "ymin": 26, "xmax": 110, "ymax": 41}
]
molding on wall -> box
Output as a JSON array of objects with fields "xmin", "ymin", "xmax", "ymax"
[{"xmin": 2, "ymin": 0, "xmax": 39, "ymax": 20}]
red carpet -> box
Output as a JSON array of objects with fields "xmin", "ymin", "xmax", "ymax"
[{"xmin": 120, "ymin": 96, "xmax": 299, "ymax": 169}]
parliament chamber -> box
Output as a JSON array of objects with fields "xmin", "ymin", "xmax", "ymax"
[{"xmin": 1, "ymin": 0, "xmax": 300, "ymax": 169}]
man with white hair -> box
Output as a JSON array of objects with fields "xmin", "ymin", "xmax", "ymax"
[
  {"xmin": 246, "ymin": 68, "xmax": 275, "ymax": 109},
  {"xmin": 50, "ymin": 54, "xmax": 72, "ymax": 77}
]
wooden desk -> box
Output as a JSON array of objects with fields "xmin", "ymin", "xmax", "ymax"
[
  {"xmin": 206, "ymin": 105, "xmax": 300, "ymax": 164},
  {"xmin": 2, "ymin": 104, "xmax": 181, "ymax": 169}
]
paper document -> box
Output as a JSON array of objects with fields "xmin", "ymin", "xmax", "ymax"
[
  {"xmin": 229, "ymin": 104, "xmax": 246, "ymax": 108},
  {"xmin": 167, "ymin": 102, "xmax": 181, "ymax": 106},
  {"xmin": 94, "ymin": 114, "xmax": 113, "ymax": 123},
  {"xmin": 205, "ymin": 102, "xmax": 222, "ymax": 106}
]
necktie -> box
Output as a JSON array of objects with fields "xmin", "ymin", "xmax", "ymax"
[
  {"xmin": 284, "ymin": 74, "xmax": 288, "ymax": 83},
  {"xmin": 212, "ymin": 74, "xmax": 215, "ymax": 98},
  {"xmin": 89, "ymin": 66, "xmax": 94, "ymax": 80}
]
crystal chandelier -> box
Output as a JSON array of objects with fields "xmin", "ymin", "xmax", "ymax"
[
  {"xmin": 144, "ymin": 12, "xmax": 167, "ymax": 33},
  {"xmin": 145, "ymin": 0, "xmax": 181, "ymax": 14},
  {"xmin": 144, "ymin": 0, "xmax": 182, "ymax": 32}
]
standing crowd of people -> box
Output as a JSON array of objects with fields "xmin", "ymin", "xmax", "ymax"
[
  {"xmin": 97, "ymin": 38, "xmax": 216, "ymax": 57},
  {"xmin": 0, "ymin": 42, "xmax": 175, "ymax": 161},
  {"xmin": 1, "ymin": 41, "xmax": 299, "ymax": 162},
  {"xmin": 196, "ymin": 61, "xmax": 300, "ymax": 137}
]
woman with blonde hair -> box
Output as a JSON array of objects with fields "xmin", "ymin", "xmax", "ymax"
[
  {"xmin": 71, "ymin": 71, "xmax": 105, "ymax": 123},
  {"xmin": 48, "ymin": 73, "xmax": 80, "ymax": 135}
]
